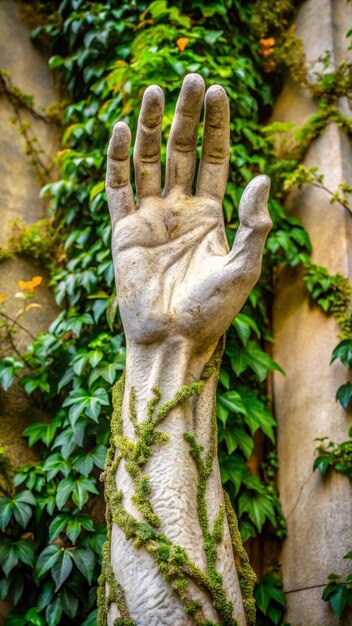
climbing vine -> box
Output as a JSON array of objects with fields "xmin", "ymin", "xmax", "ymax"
[{"xmin": 0, "ymin": 1, "xmax": 351, "ymax": 625}]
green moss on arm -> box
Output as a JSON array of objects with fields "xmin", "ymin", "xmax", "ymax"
[{"xmin": 99, "ymin": 337, "xmax": 254, "ymax": 626}]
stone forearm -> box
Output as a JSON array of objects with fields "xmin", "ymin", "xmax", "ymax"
[{"xmin": 98, "ymin": 339, "xmax": 254, "ymax": 626}]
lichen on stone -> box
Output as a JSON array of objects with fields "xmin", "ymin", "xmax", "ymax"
[{"xmin": 98, "ymin": 337, "xmax": 255, "ymax": 626}]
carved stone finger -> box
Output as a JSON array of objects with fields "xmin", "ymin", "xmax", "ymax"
[
  {"xmin": 164, "ymin": 73, "xmax": 205, "ymax": 196},
  {"xmin": 134, "ymin": 85, "xmax": 164, "ymax": 202},
  {"xmin": 225, "ymin": 175, "xmax": 272, "ymax": 279},
  {"xmin": 197, "ymin": 85, "xmax": 230, "ymax": 204},
  {"xmin": 106, "ymin": 121, "xmax": 135, "ymax": 223}
]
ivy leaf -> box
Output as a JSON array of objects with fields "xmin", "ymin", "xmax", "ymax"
[
  {"xmin": 71, "ymin": 477, "xmax": 99, "ymax": 509},
  {"xmin": 219, "ymin": 369, "xmax": 230, "ymax": 390},
  {"xmin": 36, "ymin": 545, "xmax": 62, "ymax": 579},
  {"xmin": 239, "ymin": 520, "xmax": 256, "ymax": 542},
  {"xmin": 48, "ymin": 55, "xmax": 65, "ymax": 68},
  {"xmin": 0, "ymin": 357, "xmax": 24, "ymax": 391},
  {"xmin": 42, "ymin": 454, "xmax": 71, "ymax": 480},
  {"xmin": 74, "ymin": 445, "xmax": 106, "ymax": 476},
  {"xmin": 71, "ymin": 546, "xmax": 95, "ymax": 584},
  {"xmin": 53, "ymin": 422, "xmax": 87, "ymax": 458},
  {"xmin": 66, "ymin": 517, "xmax": 83, "ymax": 544},
  {"xmin": 60, "ymin": 587, "xmax": 79, "ymax": 618},
  {"xmin": 238, "ymin": 492, "xmax": 276, "ymax": 531},
  {"xmin": 232, "ymin": 313, "xmax": 261, "ymax": 346},
  {"xmin": 244, "ymin": 341, "xmax": 285, "ymax": 382},
  {"xmin": 217, "ymin": 391, "xmax": 247, "ymax": 415},
  {"xmin": 81, "ymin": 610, "xmax": 98, "ymax": 626},
  {"xmin": 16, "ymin": 541, "xmax": 35, "ymax": 567},
  {"xmin": 0, "ymin": 496, "xmax": 14, "ymax": 530},
  {"xmin": 325, "ymin": 583, "xmax": 347, "ymax": 618},
  {"xmin": 254, "ymin": 580, "xmax": 271, "ymax": 614},
  {"xmin": 8, "ymin": 491, "xmax": 36, "ymax": 528},
  {"xmin": 51, "ymin": 549, "xmax": 73, "ymax": 590},
  {"xmin": 71, "ymin": 352, "xmax": 89, "ymax": 375},
  {"xmin": 313, "ymin": 454, "xmax": 332, "ymax": 475},
  {"xmin": 56, "ymin": 478, "xmax": 74, "ymax": 510},
  {"xmin": 89, "ymin": 525, "xmax": 106, "ymax": 554},
  {"xmin": 36, "ymin": 580, "xmax": 55, "ymax": 611},
  {"xmin": 336, "ymin": 382, "xmax": 352, "ymax": 410},
  {"xmin": 49, "ymin": 514, "xmax": 69, "ymax": 541},
  {"xmin": 89, "ymin": 349, "xmax": 104, "ymax": 367},
  {"xmin": 23, "ymin": 421, "xmax": 58, "ymax": 447},
  {"xmin": 240, "ymin": 388, "xmax": 276, "ymax": 443},
  {"xmin": 10, "ymin": 572, "xmax": 24, "ymax": 606},
  {"xmin": 267, "ymin": 602, "xmax": 284, "ymax": 625},
  {"xmin": 90, "ymin": 445, "xmax": 107, "ymax": 469},
  {"xmin": 63, "ymin": 387, "xmax": 109, "ymax": 425},
  {"xmin": 25, "ymin": 607, "xmax": 45, "ymax": 626},
  {"xmin": 254, "ymin": 573, "xmax": 285, "ymax": 617},
  {"xmin": 331, "ymin": 339, "xmax": 352, "ymax": 368},
  {"xmin": 0, "ymin": 539, "xmax": 20, "ymax": 576},
  {"xmin": 228, "ymin": 341, "xmax": 284, "ymax": 382},
  {"xmin": 45, "ymin": 596, "xmax": 63, "ymax": 626},
  {"xmin": 220, "ymin": 454, "xmax": 247, "ymax": 495},
  {"xmin": 88, "ymin": 359, "xmax": 125, "ymax": 385},
  {"xmin": 219, "ymin": 423, "xmax": 254, "ymax": 457}
]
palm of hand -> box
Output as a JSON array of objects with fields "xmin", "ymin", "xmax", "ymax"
[{"xmin": 107, "ymin": 74, "xmax": 271, "ymax": 347}]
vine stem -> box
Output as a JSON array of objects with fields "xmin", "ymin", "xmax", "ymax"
[
  {"xmin": 0, "ymin": 310, "xmax": 37, "ymax": 341},
  {"xmin": 311, "ymin": 178, "xmax": 352, "ymax": 217},
  {"xmin": 0, "ymin": 73, "xmax": 53, "ymax": 181}
]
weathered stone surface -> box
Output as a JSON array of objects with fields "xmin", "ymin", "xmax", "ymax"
[
  {"xmin": 0, "ymin": 0, "xmax": 58, "ymax": 468},
  {"xmin": 101, "ymin": 74, "xmax": 272, "ymax": 625},
  {"xmin": 272, "ymin": 1, "xmax": 352, "ymax": 623},
  {"xmin": 0, "ymin": 0, "xmax": 58, "ymax": 241}
]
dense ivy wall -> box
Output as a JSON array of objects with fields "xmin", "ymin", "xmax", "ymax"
[{"xmin": 0, "ymin": 1, "xmax": 351, "ymax": 624}]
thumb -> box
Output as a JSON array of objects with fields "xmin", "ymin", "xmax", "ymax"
[{"xmin": 238, "ymin": 174, "xmax": 272, "ymax": 232}]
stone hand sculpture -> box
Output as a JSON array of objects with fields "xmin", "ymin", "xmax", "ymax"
[{"xmin": 98, "ymin": 73, "xmax": 272, "ymax": 626}]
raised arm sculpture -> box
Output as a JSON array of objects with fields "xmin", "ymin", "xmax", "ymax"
[{"xmin": 97, "ymin": 73, "xmax": 272, "ymax": 626}]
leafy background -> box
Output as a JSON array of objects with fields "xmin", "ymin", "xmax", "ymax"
[{"xmin": 0, "ymin": 1, "xmax": 351, "ymax": 625}]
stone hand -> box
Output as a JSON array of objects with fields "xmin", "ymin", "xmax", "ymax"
[{"xmin": 106, "ymin": 73, "xmax": 272, "ymax": 349}]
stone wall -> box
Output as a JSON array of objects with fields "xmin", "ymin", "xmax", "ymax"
[
  {"xmin": 272, "ymin": 1, "xmax": 352, "ymax": 624},
  {"xmin": 0, "ymin": 0, "xmax": 58, "ymax": 470}
]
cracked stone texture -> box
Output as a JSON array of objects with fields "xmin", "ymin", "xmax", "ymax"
[{"xmin": 272, "ymin": 1, "xmax": 352, "ymax": 624}]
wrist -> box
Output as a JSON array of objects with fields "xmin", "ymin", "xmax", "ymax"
[{"xmin": 124, "ymin": 336, "xmax": 218, "ymax": 399}]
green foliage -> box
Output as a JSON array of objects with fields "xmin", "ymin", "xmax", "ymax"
[
  {"xmin": 322, "ymin": 552, "xmax": 352, "ymax": 618},
  {"xmin": 0, "ymin": 357, "xmax": 24, "ymax": 391},
  {"xmin": 304, "ymin": 265, "xmax": 352, "ymax": 334},
  {"xmin": 314, "ymin": 435, "xmax": 352, "ymax": 480},
  {"xmin": 254, "ymin": 573, "xmax": 287, "ymax": 626},
  {"xmin": 7, "ymin": 218, "xmax": 60, "ymax": 264}
]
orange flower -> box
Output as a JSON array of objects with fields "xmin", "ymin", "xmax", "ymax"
[
  {"xmin": 260, "ymin": 47, "xmax": 275, "ymax": 58},
  {"xmin": 0, "ymin": 294, "xmax": 6, "ymax": 302},
  {"xmin": 259, "ymin": 37, "xmax": 275, "ymax": 48},
  {"xmin": 176, "ymin": 37, "xmax": 189, "ymax": 52},
  {"xmin": 18, "ymin": 276, "xmax": 43, "ymax": 292}
]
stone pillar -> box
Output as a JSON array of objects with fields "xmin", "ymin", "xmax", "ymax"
[
  {"xmin": 272, "ymin": 1, "xmax": 352, "ymax": 624},
  {"xmin": 0, "ymin": 0, "xmax": 58, "ymax": 468}
]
